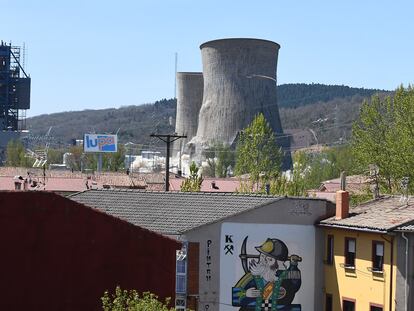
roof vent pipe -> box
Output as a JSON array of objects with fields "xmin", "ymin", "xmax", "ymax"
[
  {"xmin": 335, "ymin": 190, "xmax": 349, "ymax": 220},
  {"xmin": 340, "ymin": 171, "xmax": 346, "ymax": 191}
]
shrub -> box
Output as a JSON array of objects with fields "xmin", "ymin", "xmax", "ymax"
[{"xmin": 101, "ymin": 287, "xmax": 174, "ymax": 311}]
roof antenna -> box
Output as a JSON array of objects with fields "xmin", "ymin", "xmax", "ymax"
[
  {"xmin": 400, "ymin": 177, "xmax": 409, "ymax": 205},
  {"xmin": 369, "ymin": 164, "xmax": 380, "ymax": 199}
]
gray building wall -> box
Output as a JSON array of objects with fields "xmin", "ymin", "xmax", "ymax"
[
  {"xmin": 181, "ymin": 197, "xmax": 334, "ymax": 311},
  {"xmin": 174, "ymin": 72, "xmax": 204, "ymax": 155},
  {"xmin": 396, "ymin": 232, "xmax": 414, "ymax": 311}
]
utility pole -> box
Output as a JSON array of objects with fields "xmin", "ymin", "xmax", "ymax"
[{"xmin": 150, "ymin": 134, "xmax": 186, "ymax": 191}]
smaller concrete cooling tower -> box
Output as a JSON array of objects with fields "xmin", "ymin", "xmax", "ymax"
[{"xmin": 174, "ymin": 72, "xmax": 203, "ymax": 153}]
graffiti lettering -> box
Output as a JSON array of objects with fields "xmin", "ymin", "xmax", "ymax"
[
  {"xmin": 206, "ymin": 239, "xmax": 212, "ymax": 282},
  {"xmin": 225, "ymin": 235, "xmax": 233, "ymax": 243},
  {"xmin": 289, "ymin": 202, "xmax": 312, "ymax": 216}
]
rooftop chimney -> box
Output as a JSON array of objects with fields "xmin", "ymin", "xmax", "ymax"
[{"xmin": 335, "ymin": 190, "xmax": 349, "ymax": 220}]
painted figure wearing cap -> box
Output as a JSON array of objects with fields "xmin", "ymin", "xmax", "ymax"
[{"xmin": 232, "ymin": 238, "xmax": 302, "ymax": 311}]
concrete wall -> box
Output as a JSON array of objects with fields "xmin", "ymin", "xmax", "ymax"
[
  {"xmin": 0, "ymin": 191, "xmax": 180, "ymax": 311},
  {"xmin": 396, "ymin": 232, "xmax": 414, "ymax": 311},
  {"xmin": 174, "ymin": 72, "xmax": 204, "ymax": 154},
  {"xmin": 182, "ymin": 197, "xmax": 334, "ymax": 311},
  {"xmin": 195, "ymin": 38, "xmax": 282, "ymax": 146},
  {"xmin": 193, "ymin": 38, "xmax": 292, "ymax": 168}
]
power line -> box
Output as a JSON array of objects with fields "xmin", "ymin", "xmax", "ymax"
[{"xmin": 150, "ymin": 133, "xmax": 186, "ymax": 191}]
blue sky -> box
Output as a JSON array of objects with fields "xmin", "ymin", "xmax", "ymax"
[{"xmin": 2, "ymin": 0, "xmax": 413, "ymax": 117}]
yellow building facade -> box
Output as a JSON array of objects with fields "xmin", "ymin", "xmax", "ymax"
[{"xmin": 323, "ymin": 228, "xmax": 396, "ymax": 311}]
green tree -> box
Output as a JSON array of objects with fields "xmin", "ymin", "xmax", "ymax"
[
  {"xmin": 47, "ymin": 148, "xmax": 65, "ymax": 164},
  {"xmin": 267, "ymin": 151, "xmax": 311, "ymax": 197},
  {"xmin": 350, "ymin": 88, "xmax": 414, "ymax": 193},
  {"xmin": 266, "ymin": 146, "xmax": 358, "ymax": 197},
  {"xmin": 352, "ymin": 94, "xmax": 395, "ymax": 191},
  {"xmin": 6, "ymin": 139, "xmax": 23, "ymax": 166},
  {"xmin": 202, "ymin": 145, "xmax": 216, "ymax": 177},
  {"xmin": 203, "ymin": 141, "xmax": 234, "ymax": 177},
  {"xmin": 216, "ymin": 142, "xmax": 235, "ymax": 177},
  {"xmin": 5, "ymin": 139, "xmax": 33, "ymax": 167},
  {"xmin": 101, "ymin": 287, "xmax": 174, "ymax": 311},
  {"xmin": 325, "ymin": 145, "xmax": 357, "ymax": 175},
  {"xmin": 389, "ymin": 86, "xmax": 414, "ymax": 188},
  {"xmin": 67, "ymin": 145, "xmax": 84, "ymax": 171},
  {"xmin": 103, "ymin": 144, "xmax": 126, "ymax": 172},
  {"xmin": 235, "ymin": 113, "xmax": 282, "ymax": 191},
  {"xmin": 181, "ymin": 162, "xmax": 203, "ymax": 192}
]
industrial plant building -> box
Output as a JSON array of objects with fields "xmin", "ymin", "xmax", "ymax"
[{"xmin": 174, "ymin": 38, "xmax": 291, "ymax": 168}]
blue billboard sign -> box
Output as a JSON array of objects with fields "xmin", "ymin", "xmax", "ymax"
[{"xmin": 84, "ymin": 134, "xmax": 118, "ymax": 153}]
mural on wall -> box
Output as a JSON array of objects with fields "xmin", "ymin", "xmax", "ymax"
[
  {"xmin": 219, "ymin": 223, "xmax": 315, "ymax": 311},
  {"xmin": 232, "ymin": 237, "xmax": 302, "ymax": 311}
]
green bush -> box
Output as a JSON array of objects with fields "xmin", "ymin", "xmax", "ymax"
[{"xmin": 101, "ymin": 287, "xmax": 174, "ymax": 311}]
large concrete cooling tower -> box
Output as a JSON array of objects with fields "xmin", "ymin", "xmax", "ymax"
[
  {"xmin": 174, "ymin": 72, "xmax": 204, "ymax": 153},
  {"xmin": 194, "ymin": 38, "xmax": 284, "ymax": 145}
]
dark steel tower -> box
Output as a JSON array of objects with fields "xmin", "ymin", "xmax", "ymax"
[
  {"xmin": 0, "ymin": 41, "xmax": 30, "ymax": 132},
  {"xmin": 0, "ymin": 41, "xmax": 31, "ymax": 162}
]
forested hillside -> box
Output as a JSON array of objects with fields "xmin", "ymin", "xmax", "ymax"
[
  {"xmin": 280, "ymin": 95, "xmax": 367, "ymax": 149},
  {"xmin": 26, "ymin": 99, "xmax": 176, "ymax": 147},
  {"xmin": 277, "ymin": 83, "xmax": 385, "ymax": 108},
  {"xmin": 26, "ymin": 83, "xmax": 390, "ymax": 148}
]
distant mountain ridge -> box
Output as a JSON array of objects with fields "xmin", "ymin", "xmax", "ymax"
[{"xmin": 25, "ymin": 83, "xmax": 390, "ymax": 148}]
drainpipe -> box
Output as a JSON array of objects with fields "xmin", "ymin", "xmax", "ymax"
[
  {"xmin": 390, "ymin": 236, "xmax": 395, "ymax": 311},
  {"xmin": 402, "ymin": 232, "xmax": 409, "ymax": 311},
  {"xmin": 382, "ymin": 234, "xmax": 395, "ymax": 311}
]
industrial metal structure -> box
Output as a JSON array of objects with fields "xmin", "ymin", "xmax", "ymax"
[
  {"xmin": 174, "ymin": 72, "xmax": 203, "ymax": 154},
  {"xmin": 0, "ymin": 41, "xmax": 30, "ymax": 132},
  {"xmin": 0, "ymin": 41, "xmax": 30, "ymax": 161}
]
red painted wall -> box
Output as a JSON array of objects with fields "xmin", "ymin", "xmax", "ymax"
[{"xmin": 0, "ymin": 191, "xmax": 180, "ymax": 311}]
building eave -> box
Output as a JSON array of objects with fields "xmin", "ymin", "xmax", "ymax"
[{"xmin": 317, "ymin": 222, "xmax": 388, "ymax": 234}]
